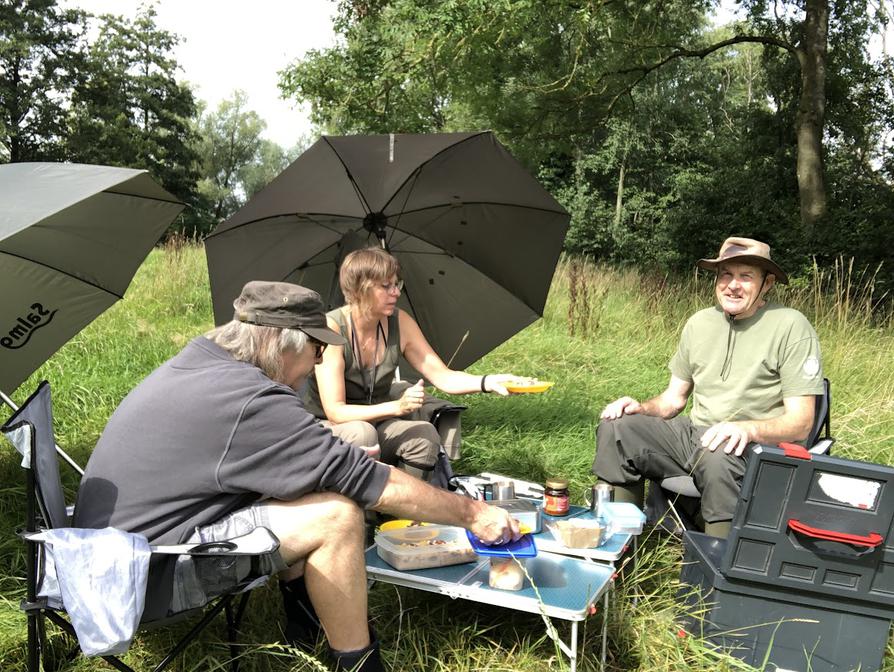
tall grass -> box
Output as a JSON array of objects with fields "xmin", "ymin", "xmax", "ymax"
[{"xmin": 0, "ymin": 247, "xmax": 891, "ymax": 671}]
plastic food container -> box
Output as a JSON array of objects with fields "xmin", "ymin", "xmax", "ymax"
[
  {"xmin": 548, "ymin": 518, "xmax": 607, "ymax": 548},
  {"xmin": 375, "ymin": 525, "xmax": 477, "ymax": 570},
  {"xmin": 602, "ymin": 502, "xmax": 646, "ymax": 535},
  {"xmin": 488, "ymin": 557, "xmax": 526, "ymax": 591}
]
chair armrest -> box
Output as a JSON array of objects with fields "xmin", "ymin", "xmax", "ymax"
[
  {"xmin": 429, "ymin": 405, "xmax": 467, "ymax": 426},
  {"xmin": 659, "ymin": 475, "xmax": 701, "ymax": 498},
  {"xmin": 808, "ymin": 438, "xmax": 835, "ymax": 455},
  {"xmin": 151, "ymin": 527, "xmax": 280, "ymax": 557}
]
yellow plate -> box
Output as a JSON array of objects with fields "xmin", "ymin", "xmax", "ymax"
[
  {"xmin": 379, "ymin": 519, "xmax": 429, "ymax": 531},
  {"xmin": 505, "ymin": 381, "xmax": 554, "ymax": 394}
]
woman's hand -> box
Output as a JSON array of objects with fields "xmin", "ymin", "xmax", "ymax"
[
  {"xmin": 395, "ymin": 379, "xmax": 425, "ymax": 416},
  {"xmin": 483, "ymin": 373, "xmax": 528, "ymax": 396},
  {"xmin": 360, "ymin": 444, "xmax": 381, "ymax": 460}
]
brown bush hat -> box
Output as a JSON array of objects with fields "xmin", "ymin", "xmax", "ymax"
[
  {"xmin": 233, "ymin": 281, "xmax": 347, "ymax": 345},
  {"xmin": 696, "ymin": 237, "xmax": 788, "ymax": 284}
]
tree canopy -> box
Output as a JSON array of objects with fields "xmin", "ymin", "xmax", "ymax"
[
  {"xmin": 280, "ymin": 0, "xmax": 894, "ymax": 297},
  {"xmin": 0, "ymin": 0, "xmax": 294, "ymax": 238}
]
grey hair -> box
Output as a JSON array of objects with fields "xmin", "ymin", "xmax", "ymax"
[{"xmin": 205, "ymin": 320, "xmax": 308, "ymax": 384}]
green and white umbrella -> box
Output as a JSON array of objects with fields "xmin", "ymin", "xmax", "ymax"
[
  {"xmin": 205, "ymin": 132, "xmax": 569, "ymax": 369},
  {"xmin": 0, "ymin": 162, "xmax": 183, "ymax": 401}
]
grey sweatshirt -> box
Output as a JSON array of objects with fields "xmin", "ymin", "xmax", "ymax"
[{"xmin": 74, "ymin": 336, "xmax": 390, "ymax": 617}]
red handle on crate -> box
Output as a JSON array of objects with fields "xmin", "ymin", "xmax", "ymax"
[
  {"xmin": 788, "ymin": 519, "xmax": 883, "ymax": 548},
  {"xmin": 779, "ymin": 442, "xmax": 811, "ymax": 459}
]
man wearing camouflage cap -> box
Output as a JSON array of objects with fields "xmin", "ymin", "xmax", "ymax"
[
  {"xmin": 592, "ymin": 237, "xmax": 824, "ymax": 538},
  {"xmin": 75, "ymin": 281, "xmax": 519, "ymax": 672}
]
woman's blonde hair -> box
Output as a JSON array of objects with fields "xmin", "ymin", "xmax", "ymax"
[
  {"xmin": 339, "ymin": 247, "xmax": 401, "ymax": 314},
  {"xmin": 205, "ymin": 321, "xmax": 307, "ymax": 385}
]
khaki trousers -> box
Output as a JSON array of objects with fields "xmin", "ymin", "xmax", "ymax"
[
  {"xmin": 322, "ymin": 408, "xmax": 441, "ymax": 473},
  {"xmin": 592, "ymin": 413, "xmax": 748, "ymax": 523}
]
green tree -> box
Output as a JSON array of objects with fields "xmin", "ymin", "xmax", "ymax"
[
  {"xmin": 196, "ymin": 91, "xmax": 266, "ymax": 222},
  {"xmin": 0, "ymin": 0, "xmax": 86, "ymax": 162},
  {"xmin": 192, "ymin": 91, "xmax": 294, "ymax": 233},
  {"xmin": 282, "ymin": 0, "xmax": 893, "ymax": 293},
  {"xmin": 66, "ymin": 5, "xmax": 200, "ymax": 218},
  {"xmin": 239, "ymin": 138, "xmax": 298, "ymax": 200}
]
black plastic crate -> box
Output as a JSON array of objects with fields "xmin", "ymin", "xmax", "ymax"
[
  {"xmin": 680, "ymin": 531, "xmax": 892, "ymax": 672},
  {"xmin": 723, "ymin": 445, "xmax": 894, "ymax": 611}
]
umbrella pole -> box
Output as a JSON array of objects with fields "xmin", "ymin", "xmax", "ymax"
[{"xmin": 1, "ymin": 389, "xmax": 85, "ymax": 476}]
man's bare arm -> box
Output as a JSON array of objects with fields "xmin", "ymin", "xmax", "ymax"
[
  {"xmin": 701, "ymin": 395, "xmax": 816, "ymax": 457},
  {"xmin": 371, "ymin": 467, "xmax": 519, "ymax": 544}
]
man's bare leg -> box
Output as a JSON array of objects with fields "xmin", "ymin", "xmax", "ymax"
[{"xmin": 263, "ymin": 492, "xmax": 370, "ymax": 651}]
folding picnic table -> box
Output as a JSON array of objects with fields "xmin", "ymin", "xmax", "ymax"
[{"xmin": 365, "ymin": 547, "xmax": 614, "ymax": 671}]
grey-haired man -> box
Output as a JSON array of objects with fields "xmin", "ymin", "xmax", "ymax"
[
  {"xmin": 592, "ymin": 237, "xmax": 824, "ymax": 538},
  {"xmin": 74, "ymin": 281, "xmax": 519, "ymax": 672}
]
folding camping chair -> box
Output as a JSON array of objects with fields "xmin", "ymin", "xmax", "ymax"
[
  {"xmin": 645, "ymin": 377, "xmax": 833, "ymax": 533},
  {"xmin": 2, "ymin": 381, "xmax": 281, "ymax": 672}
]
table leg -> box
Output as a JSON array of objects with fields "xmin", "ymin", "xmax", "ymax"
[{"xmin": 601, "ymin": 586, "xmax": 610, "ymax": 670}]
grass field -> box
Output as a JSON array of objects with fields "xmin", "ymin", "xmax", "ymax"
[{"xmin": 0, "ymin": 244, "xmax": 892, "ymax": 671}]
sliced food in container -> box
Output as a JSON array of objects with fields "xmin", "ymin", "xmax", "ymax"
[{"xmin": 375, "ymin": 524, "xmax": 477, "ymax": 570}]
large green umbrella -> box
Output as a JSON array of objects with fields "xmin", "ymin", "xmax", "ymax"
[
  {"xmin": 205, "ymin": 131, "xmax": 569, "ymax": 369},
  {"xmin": 0, "ymin": 162, "xmax": 183, "ymax": 404}
]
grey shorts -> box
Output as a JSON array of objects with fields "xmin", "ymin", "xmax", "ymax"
[{"xmin": 170, "ymin": 503, "xmax": 288, "ymax": 614}]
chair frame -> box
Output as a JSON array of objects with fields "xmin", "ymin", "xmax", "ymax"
[
  {"xmin": 646, "ymin": 377, "xmax": 833, "ymax": 533},
  {"xmin": 5, "ymin": 381, "xmax": 279, "ymax": 672}
]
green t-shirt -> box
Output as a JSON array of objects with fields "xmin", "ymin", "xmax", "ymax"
[{"xmin": 669, "ymin": 303, "xmax": 823, "ymax": 427}]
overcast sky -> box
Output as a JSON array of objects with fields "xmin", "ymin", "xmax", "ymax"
[{"xmin": 61, "ymin": 0, "xmax": 338, "ymax": 148}]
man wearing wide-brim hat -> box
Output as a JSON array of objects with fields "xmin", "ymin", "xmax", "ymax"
[
  {"xmin": 74, "ymin": 280, "xmax": 520, "ymax": 672},
  {"xmin": 592, "ymin": 237, "xmax": 824, "ymax": 538}
]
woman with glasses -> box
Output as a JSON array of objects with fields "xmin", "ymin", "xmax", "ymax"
[{"xmin": 304, "ymin": 246, "xmax": 520, "ymax": 482}]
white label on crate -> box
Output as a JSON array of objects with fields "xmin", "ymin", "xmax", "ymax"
[{"xmin": 816, "ymin": 473, "xmax": 881, "ymax": 509}]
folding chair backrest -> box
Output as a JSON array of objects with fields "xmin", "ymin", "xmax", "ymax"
[
  {"xmin": 2, "ymin": 381, "xmax": 68, "ymax": 529},
  {"xmin": 805, "ymin": 377, "xmax": 831, "ymax": 449}
]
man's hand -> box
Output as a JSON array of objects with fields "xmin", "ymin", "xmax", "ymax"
[
  {"xmin": 701, "ymin": 422, "xmax": 752, "ymax": 457},
  {"xmin": 468, "ymin": 501, "xmax": 521, "ymax": 545},
  {"xmin": 395, "ymin": 379, "xmax": 425, "ymax": 416},
  {"xmin": 601, "ymin": 396, "xmax": 642, "ymax": 420}
]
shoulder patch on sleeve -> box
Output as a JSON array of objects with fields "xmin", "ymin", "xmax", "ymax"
[{"xmin": 803, "ymin": 356, "xmax": 820, "ymax": 378}]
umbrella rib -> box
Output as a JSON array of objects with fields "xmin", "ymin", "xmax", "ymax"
[
  {"xmin": 385, "ymin": 170, "xmax": 421, "ymax": 250},
  {"xmin": 274, "ymin": 224, "xmax": 381, "ymax": 279},
  {"xmin": 392, "ymin": 200, "xmax": 569, "ymax": 218},
  {"xmin": 323, "ymin": 136, "xmax": 373, "ymax": 216},
  {"xmin": 389, "ymin": 245, "xmax": 546, "ymax": 316},
  {"xmin": 104, "ymin": 189, "xmax": 184, "ymax": 207},
  {"xmin": 204, "ymin": 213, "xmax": 365, "ymax": 239},
  {"xmin": 0, "ymin": 250, "xmax": 124, "ymax": 299},
  {"xmin": 379, "ymin": 131, "xmax": 488, "ymax": 214}
]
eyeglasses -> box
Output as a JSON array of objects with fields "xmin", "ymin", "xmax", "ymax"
[
  {"xmin": 309, "ymin": 339, "xmax": 328, "ymax": 358},
  {"xmin": 379, "ymin": 280, "xmax": 404, "ymax": 294}
]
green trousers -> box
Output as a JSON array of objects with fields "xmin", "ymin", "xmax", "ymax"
[{"xmin": 592, "ymin": 413, "xmax": 748, "ymax": 524}]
